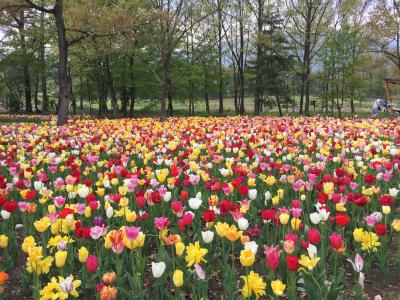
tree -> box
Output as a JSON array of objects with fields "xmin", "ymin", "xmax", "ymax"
[
  {"xmin": 285, "ymin": 0, "xmax": 336, "ymax": 116},
  {"xmin": 368, "ymin": 0, "xmax": 400, "ymax": 75},
  {"xmin": 318, "ymin": 24, "xmax": 366, "ymax": 117},
  {"xmin": 248, "ymin": 6, "xmax": 293, "ymax": 116}
]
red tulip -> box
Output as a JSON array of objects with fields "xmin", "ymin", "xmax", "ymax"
[
  {"xmin": 3, "ymin": 201, "xmax": 17, "ymax": 213},
  {"xmin": 379, "ymin": 195, "xmax": 393, "ymax": 206},
  {"xmin": 286, "ymin": 255, "xmax": 299, "ymax": 271},
  {"xmin": 335, "ymin": 213, "xmax": 350, "ymax": 227},
  {"xmin": 375, "ymin": 223, "xmax": 388, "ymax": 236},
  {"xmin": 238, "ymin": 185, "xmax": 248, "ymax": 196},
  {"xmin": 364, "ymin": 174, "xmax": 376, "ymax": 185},
  {"xmin": 180, "ymin": 190, "xmax": 189, "ymax": 201},
  {"xmin": 307, "ymin": 228, "xmax": 321, "ymax": 244},
  {"xmin": 202, "ymin": 209, "xmax": 215, "ymax": 223}
]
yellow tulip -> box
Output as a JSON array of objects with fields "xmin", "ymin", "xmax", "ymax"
[
  {"xmin": 271, "ymin": 279, "xmax": 286, "ymax": 296},
  {"xmin": 240, "ymin": 249, "xmax": 255, "ymax": 267},
  {"xmin": 175, "ymin": 242, "xmax": 185, "ymax": 256},
  {"xmin": 214, "ymin": 222, "xmax": 229, "ymax": 237},
  {"xmin": 55, "ymin": 250, "xmax": 67, "ymax": 268},
  {"xmin": 173, "ymin": 269, "xmax": 184, "ymax": 287},
  {"xmin": 279, "ymin": 213, "xmax": 289, "ymax": 225},
  {"xmin": 0, "ymin": 235, "xmax": 8, "ymax": 249},
  {"xmin": 34, "ymin": 217, "xmax": 51, "ymax": 233},
  {"xmin": 78, "ymin": 247, "xmax": 89, "ymax": 263}
]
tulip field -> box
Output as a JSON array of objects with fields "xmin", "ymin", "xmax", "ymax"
[{"xmin": 0, "ymin": 115, "xmax": 400, "ymax": 300}]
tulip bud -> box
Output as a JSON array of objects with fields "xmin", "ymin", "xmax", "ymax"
[
  {"xmin": 173, "ymin": 269, "xmax": 184, "ymax": 287},
  {"xmin": 163, "ymin": 192, "xmax": 172, "ymax": 202},
  {"xmin": 382, "ymin": 206, "xmax": 391, "ymax": 215},
  {"xmin": 248, "ymin": 189, "xmax": 257, "ymax": 200},
  {"xmin": 0, "ymin": 235, "xmax": 8, "ymax": 248},
  {"xmin": 279, "ymin": 213, "xmax": 289, "ymax": 225},
  {"xmin": 151, "ymin": 261, "xmax": 166, "ymax": 278},
  {"xmin": 55, "ymin": 250, "xmax": 67, "ymax": 268},
  {"xmin": 1, "ymin": 210, "xmax": 10, "ymax": 220},
  {"xmin": 283, "ymin": 240, "xmax": 295, "ymax": 254},
  {"xmin": 106, "ymin": 206, "xmax": 114, "ymax": 219},
  {"xmin": 175, "ymin": 242, "xmax": 185, "ymax": 256},
  {"xmin": 238, "ymin": 217, "xmax": 249, "ymax": 230},
  {"xmin": 78, "ymin": 246, "xmax": 89, "ymax": 263},
  {"xmin": 309, "ymin": 212, "xmax": 320, "ymax": 225},
  {"xmin": 201, "ymin": 231, "xmax": 214, "ymax": 244},
  {"xmin": 86, "ymin": 255, "xmax": 99, "ymax": 272}
]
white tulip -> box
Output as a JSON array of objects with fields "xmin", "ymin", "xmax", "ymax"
[
  {"xmin": 307, "ymin": 244, "xmax": 318, "ymax": 258},
  {"xmin": 219, "ymin": 168, "xmax": 229, "ymax": 177},
  {"xmin": 389, "ymin": 188, "xmax": 399, "ymax": 197},
  {"xmin": 151, "ymin": 262, "xmax": 166, "ymax": 278},
  {"xmin": 163, "ymin": 191, "xmax": 172, "ymax": 202},
  {"xmin": 106, "ymin": 206, "xmax": 114, "ymax": 219},
  {"xmin": 238, "ymin": 217, "xmax": 249, "ymax": 230},
  {"xmin": 188, "ymin": 198, "xmax": 202, "ymax": 210},
  {"xmin": 1, "ymin": 210, "xmax": 10, "ymax": 220},
  {"xmin": 77, "ymin": 186, "xmax": 89, "ymax": 198},
  {"xmin": 59, "ymin": 276, "xmax": 74, "ymax": 293},
  {"xmin": 201, "ymin": 230, "xmax": 214, "ymax": 243},
  {"xmin": 319, "ymin": 209, "xmax": 330, "ymax": 222},
  {"xmin": 310, "ymin": 212, "xmax": 320, "ymax": 225},
  {"xmin": 34, "ymin": 181, "xmax": 43, "ymax": 191},
  {"xmin": 264, "ymin": 191, "xmax": 271, "ymax": 203},
  {"xmin": 248, "ymin": 189, "xmax": 257, "ymax": 200},
  {"xmin": 244, "ymin": 241, "xmax": 258, "ymax": 255}
]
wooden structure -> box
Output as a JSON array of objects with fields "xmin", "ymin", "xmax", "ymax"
[{"xmin": 384, "ymin": 78, "xmax": 400, "ymax": 116}]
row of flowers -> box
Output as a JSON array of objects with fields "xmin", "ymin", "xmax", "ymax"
[{"xmin": 0, "ymin": 116, "xmax": 399, "ymax": 299}]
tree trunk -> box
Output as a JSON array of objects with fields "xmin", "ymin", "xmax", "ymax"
[
  {"xmin": 23, "ymin": 64, "xmax": 32, "ymax": 113},
  {"xmin": 204, "ymin": 63, "xmax": 210, "ymax": 115},
  {"xmin": 167, "ymin": 78, "xmax": 173, "ymax": 116},
  {"xmin": 79, "ymin": 75, "xmax": 83, "ymax": 110},
  {"xmin": 69, "ymin": 67, "xmax": 76, "ymax": 115},
  {"xmin": 54, "ymin": 0, "xmax": 70, "ymax": 126},
  {"xmin": 40, "ymin": 4, "xmax": 49, "ymax": 112},
  {"xmin": 97, "ymin": 76, "xmax": 103, "ymax": 116},
  {"xmin": 160, "ymin": 54, "xmax": 170, "ymax": 121},
  {"xmin": 299, "ymin": 4, "xmax": 312, "ymax": 116},
  {"xmin": 129, "ymin": 55, "xmax": 136, "ymax": 117},
  {"xmin": 105, "ymin": 56, "xmax": 117, "ymax": 116},
  {"xmin": 303, "ymin": 4, "xmax": 312, "ymax": 117},
  {"xmin": 276, "ymin": 95, "xmax": 283, "ymax": 116},
  {"xmin": 254, "ymin": 0, "xmax": 263, "ymax": 116},
  {"xmin": 233, "ymin": 61, "xmax": 239, "ymax": 114},
  {"xmin": 86, "ymin": 77, "xmax": 92, "ymax": 115},
  {"xmin": 217, "ymin": 0, "xmax": 224, "ymax": 114},
  {"xmin": 34, "ymin": 75, "xmax": 40, "ymax": 112},
  {"xmin": 121, "ymin": 87, "xmax": 128, "ymax": 116},
  {"xmin": 238, "ymin": 0, "xmax": 245, "ymax": 116},
  {"xmin": 17, "ymin": 10, "xmax": 32, "ymax": 113}
]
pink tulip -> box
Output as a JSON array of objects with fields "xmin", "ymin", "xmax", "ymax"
[
  {"xmin": 264, "ymin": 245, "xmax": 281, "ymax": 270},
  {"xmin": 154, "ymin": 216, "xmax": 170, "ymax": 230},
  {"xmin": 194, "ymin": 264, "xmax": 205, "ymax": 279},
  {"xmin": 329, "ymin": 232, "xmax": 343, "ymax": 249},
  {"xmin": 125, "ymin": 226, "xmax": 141, "ymax": 241},
  {"xmin": 90, "ymin": 225, "xmax": 108, "ymax": 240}
]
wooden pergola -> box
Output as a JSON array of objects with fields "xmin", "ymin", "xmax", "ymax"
[{"xmin": 384, "ymin": 78, "xmax": 400, "ymax": 116}]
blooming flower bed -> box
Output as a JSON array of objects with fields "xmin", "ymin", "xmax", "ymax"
[{"xmin": 0, "ymin": 116, "xmax": 399, "ymax": 299}]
